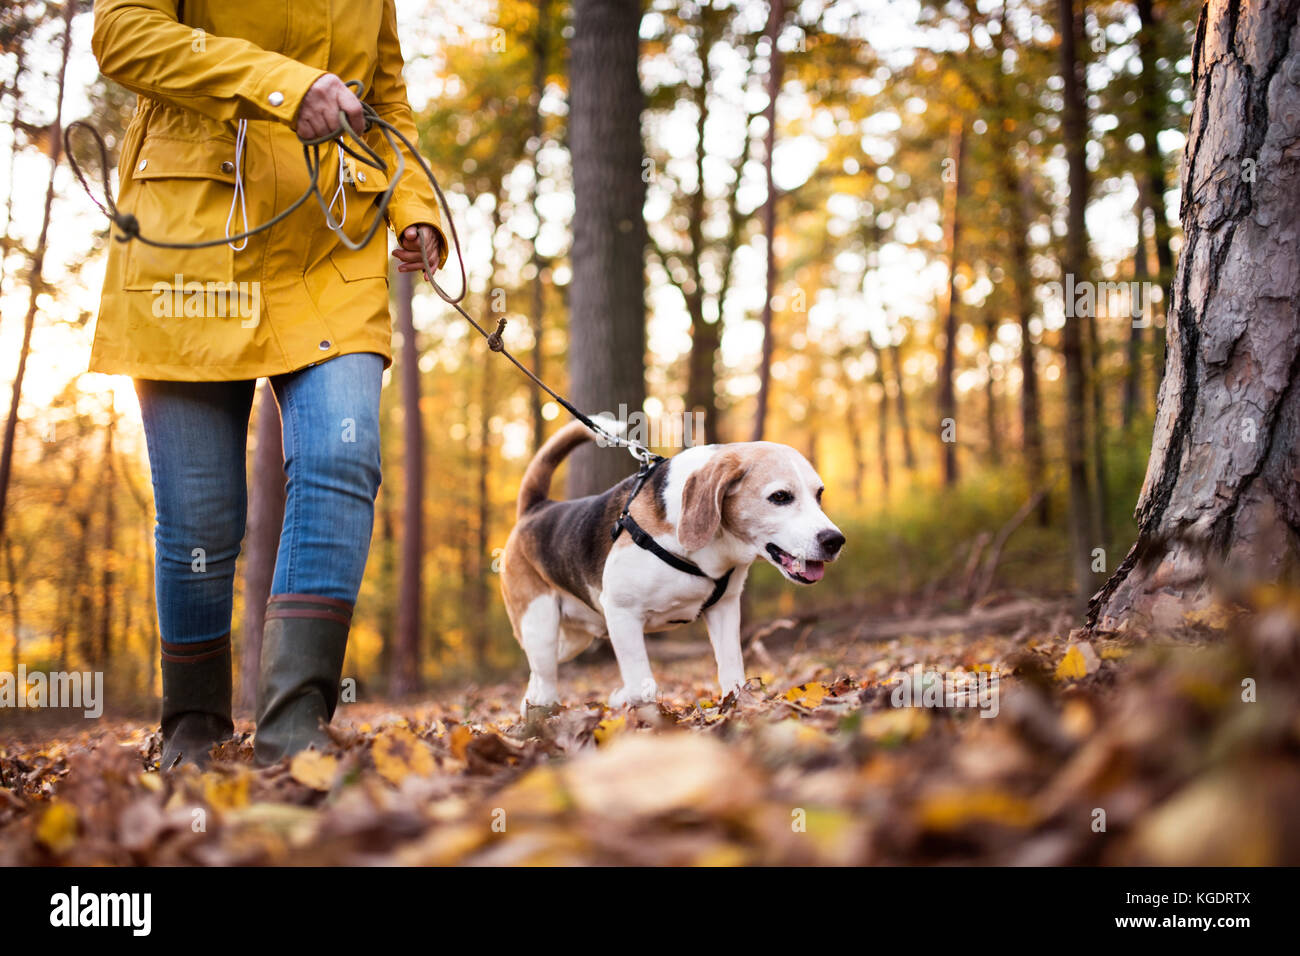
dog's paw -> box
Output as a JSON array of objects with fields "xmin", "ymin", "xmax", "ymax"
[{"xmin": 608, "ymin": 680, "xmax": 657, "ymax": 709}]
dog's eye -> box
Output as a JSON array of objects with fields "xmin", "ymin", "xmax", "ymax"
[
  {"xmin": 768, "ymin": 490, "xmax": 794, "ymax": 505},
  {"xmin": 816, "ymin": 487, "xmax": 824, "ymax": 504}
]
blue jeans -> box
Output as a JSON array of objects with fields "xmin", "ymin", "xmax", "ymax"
[{"xmin": 135, "ymin": 352, "xmax": 383, "ymax": 645}]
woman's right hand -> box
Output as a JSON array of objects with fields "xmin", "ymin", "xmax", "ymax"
[{"xmin": 296, "ymin": 74, "xmax": 365, "ymax": 141}]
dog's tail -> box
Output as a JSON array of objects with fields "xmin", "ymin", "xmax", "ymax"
[{"xmin": 517, "ymin": 418, "xmax": 619, "ymax": 517}]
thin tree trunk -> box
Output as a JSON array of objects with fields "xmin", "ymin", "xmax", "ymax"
[
  {"xmin": 890, "ymin": 341, "xmax": 916, "ymax": 472},
  {"xmin": 1092, "ymin": 0, "xmax": 1300, "ymax": 630},
  {"xmin": 1058, "ymin": 0, "xmax": 1098, "ymax": 607},
  {"xmin": 5, "ymin": 535, "xmax": 19, "ymax": 675},
  {"xmin": 983, "ymin": 312, "xmax": 1001, "ymax": 467},
  {"xmin": 567, "ymin": 0, "xmax": 647, "ymax": 495},
  {"xmin": 1123, "ymin": 192, "xmax": 1149, "ymax": 430},
  {"xmin": 938, "ymin": 118, "xmax": 965, "ymax": 486},
  {"xmin": 94, "ymin": 410, "xmax": 116, "ymax": 664},
  {"xmin": 750, "ymin": 0, "xmax": 784, "ymax": 443},
  {"xmin": 471, "ymin": 195, "xmax": 503, "ymax": 670},
  {"xmin": 528, "ymin": 0, "xmax": 551, "ymax": 455},
  {"xmin": 241, "ymin": 382, "xmax": 285, "ymax": 712},
  {"xmin": 869, "ymin": 343, "xmax": 890, "ymax": 495},
  {"xmin": 392, "ymin": 268, "xmax": 423, "ymax": 695},
  {"xmin": 0, "ymin": 0, "xmax": 73, "ymax": 547}
]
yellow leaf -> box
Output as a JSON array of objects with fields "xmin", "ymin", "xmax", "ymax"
[
  {"xmin": 917, "ymin": 789, "xmax": 1038, "ymax": 830},
  {"xmin": 202, "ymin": 769, "xmax": 251, "ymax": 810},
  {"xmin": 593, "ymin": 715, "xmax": 626, "ymax": 746},
  {"xmin": 373, "ymin": 727, "xmax": 437, "ymax": 785},
  {"xmin": 36, "ymin": 801, "xmax": 78, "ymax": 853},
  {"xmin": 448, "ymin": 724, "xmax": 474, "ymax": 762},
  {"xmin": 784, "ymin": 682, "xmax": 827, "ymax": 709},
  {"xmin": 1055, "ymin": 644, "xmax": 1088, "ymax": 681},
  {"xmin": 289, "ymin": 750, "xmax": 339, "ymax": 791},
  {"xmin": 861, "ymin": 708, "xmax": 930, "ymax": 743}
]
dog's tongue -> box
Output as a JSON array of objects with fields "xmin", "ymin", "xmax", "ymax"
[{"xmin": 800, "ymin": 559, "xmax": 825, "ymax": 582}]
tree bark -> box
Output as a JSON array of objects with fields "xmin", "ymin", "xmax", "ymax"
[
  {"xmin": 983, "ymin": 312, "xmax": 1001, "ymax": 467},
  {"xmin": 392, "ymin": 268, "xmax": 423, "ymax": 695},
  {"xmin": 1092, "ymin": 0, "xmax": 1300, "ymax": 630},
  {"xmin": 1059, "ymin": 0, "xmax": 1099, "ymax": 607},
  {"xmin": 567, "ymin": 0, "xmax": 647, "ymax": 494},
  {"xmin": 241, "ymin": 382, "xmax": 285, "ymax": 712}
]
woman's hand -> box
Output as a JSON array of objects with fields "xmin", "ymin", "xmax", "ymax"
[
  {"xmin": 296, "ymin": 74, "xmax": 365, "ymax": 141},
  {"xmin": 392, "ymin": 224, "xmax": 445, "ymax": 279}
]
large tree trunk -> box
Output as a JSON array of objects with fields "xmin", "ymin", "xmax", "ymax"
[
  {"xmin": 938, "ymin": 118, "xmax": 965, "ymax": 486},
  {"xmin": 1092, "ymin": 0, "xmax": 1300, "ymax": 631},
  {"xmin": 567, "ymin": 0, "xmax": 647, "ymax": 494},
  {"xmin": 392, "ymin": 268, "xmax": 423, "ymax": 695},
  {"xmin": 1059, "ymin": 0, "xmax": 1098, "ymax": 607},
  {"xmin": 750, "ymin": 0, "xmax": 785, "ymax": 443},
  {"xmin": 241, "ymin": 382, "xmax": 285, "ymax": 712}
]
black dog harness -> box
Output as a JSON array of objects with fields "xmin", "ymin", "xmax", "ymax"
[{"xmin": 610, "ymin": 457, "xmax": 734, "ymax": 620}]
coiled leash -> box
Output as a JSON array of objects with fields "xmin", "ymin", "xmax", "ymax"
[{"xmin": 63, "ymin": 79, "xmax": 663, "ymax": 470}]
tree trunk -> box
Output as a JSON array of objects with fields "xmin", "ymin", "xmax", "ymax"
[
  {"xmin": 241, "ymin": 382, "xmax": 285, "ymax": 712},
  {"xmin": 0, "ymin": 0, "xmax": 73, "ymax": 547},
  {"xmin": 869, "ymin": 343, "xmax": 891, "ymax": 497},
  {"xmin": 938, "ymin": 118, "xmax": 965, "ymax": 486},
  {"xmin": 1092, "ymin": 0, "xmax": 1300, "ymax": 630},
  {"xmin": 983, "ymin": 312, "xmax": 1001, "ymax": 467},
  {"xmin": 750, "ymin": 0, "xmax": 785, "ymax": 443},
  {"xmin": 1123, "ymin": 192, "xmax": 1149, "ymax": 430},
  {"xmin": 1136, "ymin": 0, "xmax": 1177, "ymax": 320},
  {"xmin": 94, "ymin": 410, "xmax": 116, "ymax": 664},
  {"xmin": 392, "ymin": 268, "xmax": 423, "ymax": 695},
  {"xmin": 528, "ymin": 0, "xmax": 551, "ymax": 455},
  {"xmin": 1058, "ymin": 0, "xmax": 1098, "ymax": 607},
  {"xmin": 567, "ymin": 0, "xmax": 647, "ymax": 495},
  {"xmin": 890, "ymin": 341, "xmax": 916, "ymax": 472}
]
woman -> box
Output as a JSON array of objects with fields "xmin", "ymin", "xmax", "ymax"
[{"xmin": 88, "ymin": 0, "xmax": 445, "ymax": 768}]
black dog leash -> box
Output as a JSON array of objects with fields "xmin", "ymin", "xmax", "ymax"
[
  {"xmin": 64, "ymin": 80, "xmax": 661, "ymax": 467},
  {"xmin": 610, "ymin": 457, "xmax": 734, "ymax": 618}
]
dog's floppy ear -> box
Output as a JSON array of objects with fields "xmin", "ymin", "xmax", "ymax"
[{"xmin": 678, "ymin": 452, "xmax": 746, "ymax": 551}]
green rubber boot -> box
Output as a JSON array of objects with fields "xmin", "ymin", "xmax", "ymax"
[
  {"xmin": 159, "ymin": 634, "xmax": 234, "ymax": 771},
  {"xmin": 253, "ymin": 594, "xmax": 352, "ymax": 767}
]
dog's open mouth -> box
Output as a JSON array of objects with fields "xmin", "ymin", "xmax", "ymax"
[{"xmin": 766, "ymin": 543, "xmax": 825, "ymax": 584}]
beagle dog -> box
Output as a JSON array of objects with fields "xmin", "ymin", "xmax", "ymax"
[{"xmin": 500, "ymin": 419, "xmax": 845, "ymax": 713}]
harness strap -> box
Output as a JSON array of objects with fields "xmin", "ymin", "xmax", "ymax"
[{"xmin": 610, "ymin": 459, "xmax": 734, "ymax": 617}]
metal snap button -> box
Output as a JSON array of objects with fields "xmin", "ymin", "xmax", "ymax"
[
  {"xmin": 356, "ymin": 170, "xmax": 366, "ymax": 183},
  {"xmin": 220, "ymin": 160, "xmax": 234, "ymax": 174},
  {"xmin": 319, "ymin": 340, "xmax": 331, "ymax": 350},
  {"xmin": 138, "ymin": 159, "xmax": 148, "ymax": 171},
  {"xmin": 268, "ymin": 91, "xmax": 285, "ymax": 107}
]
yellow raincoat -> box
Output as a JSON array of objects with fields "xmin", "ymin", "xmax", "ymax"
[{"xmin": 87, "ymin": 0, "xmax": 448, "ymax": 381}]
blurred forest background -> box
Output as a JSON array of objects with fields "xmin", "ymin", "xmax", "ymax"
[{"xmin": 0, "ymin": 0, "xmax": 1201, "ymax": 713}]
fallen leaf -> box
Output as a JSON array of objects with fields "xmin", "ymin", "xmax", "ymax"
[
  {"xmin": 290, "ymin": 750, "xmax": 339, "ymax": 791},
  {"xmin": 373, "ymin": 727, "xmax": 437, "ymax": 785}
]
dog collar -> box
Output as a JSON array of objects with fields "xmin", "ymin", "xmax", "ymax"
[{"xmin": 610, "ymin": 458, "xmax": 735, "ymax": 618}]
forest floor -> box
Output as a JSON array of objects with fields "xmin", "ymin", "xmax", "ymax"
[{"xmin": 2, "ymin": 593, "xmax": 1299, "ymax": 866}]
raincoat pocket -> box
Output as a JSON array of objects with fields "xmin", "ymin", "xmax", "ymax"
[
  {"xmin": 122, "ymin": 135, "xmax": 239, "ymax": 292},
  {"xmin": 326, "ymin": 155, "xmax": 392, "ymax": 282}
]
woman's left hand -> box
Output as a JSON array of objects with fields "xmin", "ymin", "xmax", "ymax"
[{"xmin": 393, "ymin": 223, "xmax": 444, "ymax": 279}]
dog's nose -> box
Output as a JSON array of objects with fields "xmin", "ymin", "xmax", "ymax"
[{"xmin": 818, "ymin": 529, "xmax": 845, "ymax": 557}]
